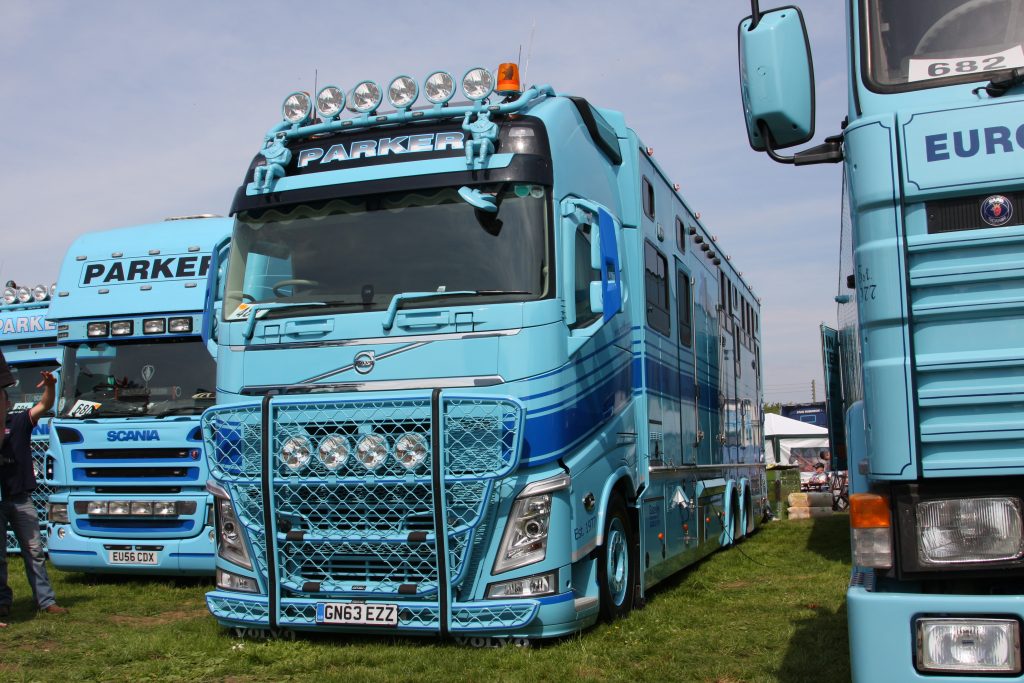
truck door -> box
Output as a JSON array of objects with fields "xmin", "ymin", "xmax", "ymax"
[{"xmin": 676, "ymin": 259, "xmax": 697, "ymax": 465}]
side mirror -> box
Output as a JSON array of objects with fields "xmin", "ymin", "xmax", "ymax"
[
  {"xmin": 738, "ymin": 6, "xmax": 814, "ymax": 151},
  {"xmin": 589, "ymin": 281, "xmax": 604, "ymax": 314},
  {"xmin": 202, "ymin": 236, "xmax": 231, "ymax": 355}
]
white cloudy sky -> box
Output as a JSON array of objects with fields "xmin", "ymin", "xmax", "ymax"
[{"xmin": 0, "ymin": 0, "xmax": 847, "ymax": 403}]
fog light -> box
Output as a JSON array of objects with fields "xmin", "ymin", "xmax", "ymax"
[
  {"xmin": 355, "ymin": 434, "xmax": 388, "ymax": 470},
  {"xmin": 143, "ymin": 318, "xmax": 166, "ymax": 334},
  {"xmin": 486, "ymin": 571, "xmax": 558, "ymax": 599},
  {"xmin": 131, "ymin": 501, "xmax": 153, "ymax": 515},
  {"xmin": 168, "ymin": 317, "xmax": 193, "ymax": 333},
  {"xmin": 87, "ymin": 501, "xmax": 108, "ymax": 515},
  {"xmin": 917, "ymin": 618, "xmax": 1020, "ymax": 674},
  {"xmin": 217, "ymin": 568, "xmax": 259, "ymax": 594},
  {"xmin": 57, "ymin": 527, "xmax": 67, "ymax": 539},
  {"xmin": 87, "ymin": 322, "xmax": 110, "ymax": 337}
]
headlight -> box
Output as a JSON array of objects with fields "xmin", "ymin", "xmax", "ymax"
[
  {"xmin": 48, "ymin": 503, "xmax": 69, "ymax": 525},
  {"xmin": 32, "ymin": 284, "xmax": 49, "ymax": 302},
  {"xmin": 317, "ymin": 435, "xmax": 349, "ymax": 471},
  {"xmin": 111, "ymin": 320, "xmax": 133, "ymax": 336},
  {"xmin": 424, "ymin": 71, "xmax": 455, "ymax": 104},
  {"xmin": 217, "ymin": 568, "xmax": 259, "ymax": 593},
  {"xmin": 917, "ymin": 618, "xmax": 1021, "ymax": 674},
  {"xmin": 355, "ymin": 435, "xmax": 388, "ymax": 470},
  {"xmin": 462, "ymin": 67, "xmax": 494, "ymax": 101},
  {"xmin": 215, "ymin": 497, "xmax": 252, "ymax": 570},
  {"xmin": 16, "ymin": 286, "xmax": 31, "ymax": 303},
  {"xmin": 87, "ymin": 322, "xmax": 109, "ymax": 337},
  {"xmin": 494, "ymin": 493, "xmax": 552, "ymax": 573},
  {"xmin": 387, "ymin": 75, "xmax": 418, "ymax": 109},
  {"xmin": 87, "ymin": 501, "xmax": 108, "ymax": 515},
  {"xmin": 394, "ymin": 433, "xmax": 428, "ymax": 469},
  {"xmin": 280, "ymin": 436, "xmax": 312, "ymax": 471},
  {"xmin": 153, "ymin": 501, "xmax": 177, "ymax": 516},
  {"xmin": 108, "ymin": 501, "xmax": 130, "ymax": 515},
  {"xmin": 282, "ymin": 91, "xmax": 312, "ymax": 124},
  {"xmin": 2, "ymin": 286, "xmax": 15, "ymax": 304},
  {"xmin": 143, "ymin": 318, "xmax": 166, "ymax": 334},
  {"xmin": 918, "ymin": 497, "xmax": 1024, "ymax": 565},
  {"xmin": 130, "ymin": 501, "xmax": 153, "ymax": 515},
  {"xmin": 316, "ymin": 85, "xmax": 345, "ymax": 118},
  {"xmin": 349, "ymin": 80, "xmax": 382, "ymax": 113}
]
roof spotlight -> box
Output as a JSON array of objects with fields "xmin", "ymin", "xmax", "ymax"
[
  {"xmin": 282, "ymin": 91, "xmax": 313, "ymax": 124},
  {"xmin": 16, "ymin": 286, "xmax": 31, "ymax": 303},
  {"xmin": 32, "ymin": 284, "xmax": 49, "ymax": 302},
  {"xmin": 462, "ymin": 67, "xmax": 494, "ymax": 101},
  {"xmin": 424, "ymin": 71, "xmax": 455, "ymax": 104},
  {"xmin": 349, "ymin": 81, "xmax": 382, "ymax": 113},
  {"xmin": 316, "ymin": 85, "xmax": 345, "ymax": 118},
  {"xmin": 387, "ymin": 75, "xmax": 418, "ymax": 109},
  {"xmin": 2, "ymin": 287, "xmax": 15, "ymax": 305}
]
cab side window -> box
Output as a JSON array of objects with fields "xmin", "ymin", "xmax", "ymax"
[{"xmin": 572, "ymin": 224, "xmax": 601, "ymax": 329}]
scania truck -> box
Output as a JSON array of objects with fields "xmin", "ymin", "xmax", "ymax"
[
  {"xmin": 45, "ymin": 216, "xmax": 231, "ymax": 574},
  {"xmin": 202, "ymin": 65, "xmax": 766, "ymax": 639},
  {"xmin": 1, "ymin": 283, "xmax": 60, "ymax": 553},
  {"xmin": 738, "ymin": 1, "xmax": 1024, "ymax": 679}
]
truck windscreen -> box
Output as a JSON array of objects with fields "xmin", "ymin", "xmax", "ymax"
[
  {"xmin": 864, "ymin": 0, "xmax": 1024, "ymax": 88},
  {"xmin": 58, "ymin": 339, "xmax": 215, "ymax": 419},
  {"xmin": 4, "ymin": 361, "xmax": 59, "ymax": 412},
  {"xmin": 223, "ymin": 183, "xmax": 552, "ymax": 320}
]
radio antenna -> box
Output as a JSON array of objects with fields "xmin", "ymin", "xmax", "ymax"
[
  {"xmin": 313, "ymin": 68, "xmax": 318, "ymax": 99},
  {"xmin": 523, "ymin": 19, "xmax": 536, "ymax": 87}
]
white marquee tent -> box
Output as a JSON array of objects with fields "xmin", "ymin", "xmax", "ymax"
[{"xmin": 764, "ymin": 412, "xmax": 829, "ymax": 466}]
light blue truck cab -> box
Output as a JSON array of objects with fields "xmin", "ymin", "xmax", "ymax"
[
  {"xmin": 45, "ymin": 216, "xmax": 232, "ymax": 575},
  {"xmin": 203, "ymin": 67, "xmax": 766, "ymax": 640},
  {"xmin": 738, "ymin": 1, "xmax": 1024, "ymax": 679},
  {"xmin": 0, "ymin": 285, "xmax": 60, "ymax": 553}
]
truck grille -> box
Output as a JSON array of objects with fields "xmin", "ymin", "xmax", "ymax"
[{"xmin": 204, "ymin": 394, "xmax": 522, "ymax": 620}]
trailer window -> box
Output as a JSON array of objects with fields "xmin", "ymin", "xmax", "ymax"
[
  {"xmin": 677, "ymin": 271, "xmax": 692, "ymax": 347},
  {"xmin": 572, "ymin": 224, "xmax": 601, "ymax": 329},
  {"xmin": 645, "ymin": 241, "xmax": 670, "ymax": 336},
  {"xmin": 676, "ymin": 217, "xmax": 687, "ymax": 254},
  {"xmin": 642, "ymin": 177, "xmax": 656, "ymax": 220}
]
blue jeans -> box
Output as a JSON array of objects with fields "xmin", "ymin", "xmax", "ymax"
[{"xmin": 0, "ymin": 492, "xmax": 56, "ymax": 609}]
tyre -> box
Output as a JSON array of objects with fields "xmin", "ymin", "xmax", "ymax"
[{"xmin": 598, "ymin": 496, "xmax": 637, "ymax": 621}]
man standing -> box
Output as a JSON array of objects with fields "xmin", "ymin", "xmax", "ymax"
[{"xmin": 0, "ymin": 369, "xmax": 67, "ymax": 622}]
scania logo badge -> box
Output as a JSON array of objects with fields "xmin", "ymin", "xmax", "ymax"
[
  {"xmin": 353, "ymin": 351, "xmax": 375, "ymax": 375},
  {"xmin": 981, "ymin": 195, "xmax": 1013, "ymax": 227}
]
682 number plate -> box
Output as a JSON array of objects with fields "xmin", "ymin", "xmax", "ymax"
[{"xmin": 315, "ymin": 602, "xmax": 398, "ymax": 626}]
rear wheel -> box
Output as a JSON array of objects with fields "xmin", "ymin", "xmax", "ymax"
[{"xmin": 598, "ymin": 496, "xmax": 637, "ymax": 621}]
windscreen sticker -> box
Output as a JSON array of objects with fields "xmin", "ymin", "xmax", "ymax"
[
  {"xmin": 11, "ymin": 402, "xmax": 32, "ymax": 412},
  {"xmin": 141, "ymin": 364, "xmax": 156, "ymax": 385},
  {"xmin": 227, "ymin": 304, "xmax": 253, "ymax": 320},
  {"xmin": 909, "ymin": 46, "xmax": 1024, "ymax": 82},
  {"xmin": 68, "ymin": 400, "xmax": 102, "ymax": 417},
  {"xmin": 192, "ymin": 392, "xmax": 215, "ymax": 400}
]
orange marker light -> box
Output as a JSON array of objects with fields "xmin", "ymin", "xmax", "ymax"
[
  {"xmin": 496, "ymin": 63, "xmax": 521, "ymax": 95},
  {"xmin": 850, "ymin": 493, "xmax": 891, "ymax": 529},
  {"xmin": 657, "ymin": 532, "xmax": 664, "ymax": 540}
]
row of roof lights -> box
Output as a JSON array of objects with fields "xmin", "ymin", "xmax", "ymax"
[
  {"xmin": 2, "ymin": 282, "xmax": 55, "ymax": 306},
  {"xmin": 87, "ymin": 317, "xmax": 193, "ymax": 338},
  {"xmin": 282, "ymin": 65, "xmax": 519, "ymax": 125}
]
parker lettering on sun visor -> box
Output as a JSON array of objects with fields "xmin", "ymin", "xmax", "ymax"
[{"xmin": 81, "ymin": 255, "xmax": 212, "ymax": 286}]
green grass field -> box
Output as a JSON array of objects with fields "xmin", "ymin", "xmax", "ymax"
[{"xmin": 1, "ymin": 516, "xmax": 851, "ymax": 683}]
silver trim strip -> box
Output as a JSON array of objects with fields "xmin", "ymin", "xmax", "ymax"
[
  {"xmin": 520, "ymin": 473, "xmax": 571, "ymax": 497},
  {"xmin": 241, "ymin": 375, "xmax": 506, "ymax": 394},
  {"xmin": 206, "ymin": 481, "xmax": 230, "ymax": 500},
  {"xmin": 300, "ymin": 342, "xmax": 428, "ymax": 384},
  {"xmin": 229, "ymin": 327, "xmax": 521, "ymax": 352}
]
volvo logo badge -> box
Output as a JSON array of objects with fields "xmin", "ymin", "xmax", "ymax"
[
  {"xmin": 353, "ymin": 351, "xmax": 375, "ymax": 375},
  {"xmin": 981, "ymin": 195, "xmax": 1013, "ymax": 227}
]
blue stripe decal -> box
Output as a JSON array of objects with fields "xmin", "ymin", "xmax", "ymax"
[
  {"xmin": 536, "ymin": 591, "xmax": 575, "ymax": 605},
  {"xmin": 48, "ymin": 549, "xmax": 97, "ymax": 556},
  {"xmin": 524, "ymin": 325, "xmax": 633, "ymax": 387}
]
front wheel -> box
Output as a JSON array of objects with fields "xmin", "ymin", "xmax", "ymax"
[{"xmin": 598, "ymin": 496, "xmax": 637, "ymax": 621}]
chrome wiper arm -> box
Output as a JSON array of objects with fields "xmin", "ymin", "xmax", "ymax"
[
  {"xmin": 382, "ymin": 290, "xmax": 532, "ymax": 331},
  {"xmin": 243, "ymin": 301, "xmax": 326, "ymax": 339}
]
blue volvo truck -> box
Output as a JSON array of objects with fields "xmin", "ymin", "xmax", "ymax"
[
  {"xmin": 45, "ymin": 216, "xmax": 232, "ymax": 575},
  {"xmin": 738, "ymin": 1, "xmax": 1024, "ymax": 679},
  {"xmin": 1, "ymin": 284, "xmax": 60, "ymax": 553},
  {"xmin": 202, "ymin": 66, "xmax": 766, "ymax": 640}
]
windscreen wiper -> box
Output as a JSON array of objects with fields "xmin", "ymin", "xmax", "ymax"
[
  {"xmin": 984, "ymin": 68, "xmax": 1024, "ymax": 97},
  {"xmin": 382, "ymin": 290, "xmax": 531, "ymax": 331}
]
